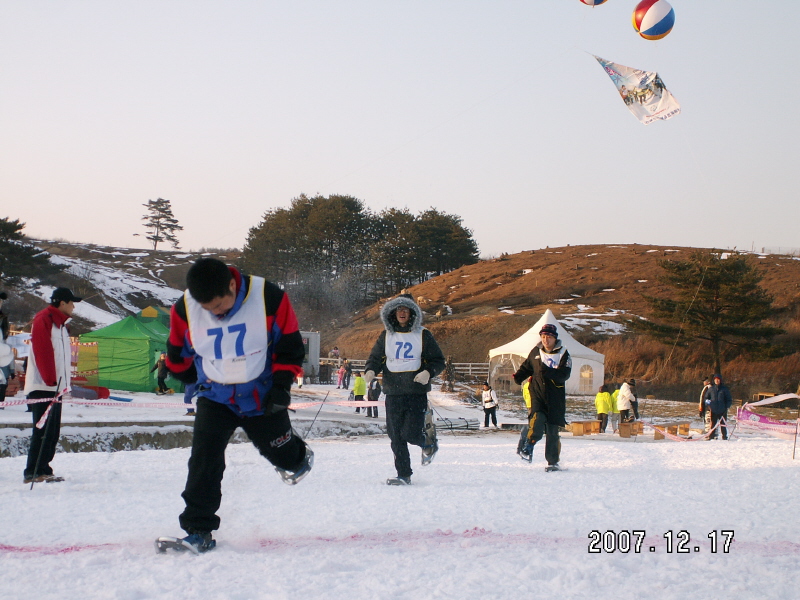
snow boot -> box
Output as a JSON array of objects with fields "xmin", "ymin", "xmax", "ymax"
[
  {"xmin": 155, "ymin": 531, "xmax": 216, "ymax": 555},
  {"xmin": 386, "ymin": 476, "xmax": 411, "ymax": 485},
  {"xmin": 518, "ymin": 442, "xmax": 533, "ymax": 463},
  {"xmin": 23, "ymin": 474, "xmax": 64, "ymax": 484},
  {"xmin": 275, "ymin": 442, "xmax": 314, "ymax": 485}
]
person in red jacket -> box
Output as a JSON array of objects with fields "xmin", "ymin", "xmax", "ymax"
[
  {"xmin": 158, "ymin": 258, "xmax": 312, "ymax": 554},
  {"xmin": 23, "ymin": 287, "xmax": 82, "ymax": 484}
]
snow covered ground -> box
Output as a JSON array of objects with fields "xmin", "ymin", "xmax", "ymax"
[{"xmin": 2, "ymin": 386, "xmax": 799, "ymax": 599}]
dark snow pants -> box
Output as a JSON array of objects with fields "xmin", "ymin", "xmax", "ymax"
[
  {"xmin": 180, "ymin": 397, "xmax": 306, "ymax": 533},
  {"xmin": 710, "ymin": 411, "xmax": 728, "ymax": 440},
  {"xmin": 385, "ymin": 394, "xmax": 428, "ymax": 479},
  {"xmin": 24, "ymin": 391, "xmax": 62, "ymax": 478},
  {"xmin": 596, "ymin": 413, "xmax": 608, "ymax": 432},
  {"xmin": 518, "ymin": 411, "xmax": 561, "ymax": 466},
  {"xmin": 483, "ymin": 407, "xmax": 497, "ymax": 427}
]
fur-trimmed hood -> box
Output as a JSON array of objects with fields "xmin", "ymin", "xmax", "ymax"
[{"xmin": 380, "ymin": 295, "xmax": 423, "ymax": 333}]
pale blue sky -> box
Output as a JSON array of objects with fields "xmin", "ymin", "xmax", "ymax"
[{"xmin": 2, "ymin": 2, "xmax": 797, "ymax": 256}]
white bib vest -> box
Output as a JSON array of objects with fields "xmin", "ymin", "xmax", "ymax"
[
  {"xmin": 539, "ymin": 347, "xmax": 565, "ymax": 369},
  {"xmin": 384, "ymin": 330, "xmax": 423, "ymax": 373},
  {"xmin": 185, "ymin": 277, "xmax": 269, "ymax": 384}
]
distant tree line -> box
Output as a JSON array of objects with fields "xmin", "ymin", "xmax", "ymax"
[
  {"xmin": 239, "ymin": 194, "xmax": 479, "ymax": 320},
  {"xmin": 0, "ymin": 217, "xmax": 62, "ymax": 285}
]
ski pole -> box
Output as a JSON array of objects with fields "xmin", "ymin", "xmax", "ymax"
[
  {"xmin": 30, "ymin": 377, "xmax": 61, "ymax": 490},
  {"xmin": 302, "ymin": 391, "xmax": 330, "ymax": 440}
]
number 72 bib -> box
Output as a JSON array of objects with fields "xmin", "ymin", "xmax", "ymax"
[{"xmin": 384, "ymin": 330, "xmax": 423, "ymax": 373}]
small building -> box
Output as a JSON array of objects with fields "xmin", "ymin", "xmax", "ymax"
[{"xmin": 300, "ymin": 331, "xmax": 320, "ymax": 381}]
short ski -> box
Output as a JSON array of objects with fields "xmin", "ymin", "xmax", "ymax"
[
  {"xmin": 545, "ymin": 465, "xmax": 565, "ymax": 472},
  {"xmin": 386, "ymin": 477, "xmax": 411, "ymax": 485},
  {"xmin": 154, "ymin": 536, "xmax": 216, "ymax": 555}
]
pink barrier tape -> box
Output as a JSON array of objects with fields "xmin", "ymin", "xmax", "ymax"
[
  {"xmin": 1, "ymin": 397, "xmax": 385, "ymax": 410},
  {"xmin": 0, "ymin": 397, "xmax": 194, "ymax": 410},
  {"xmin": 736, "ymin": 407, "xmax": 799, "ymax": 440}
]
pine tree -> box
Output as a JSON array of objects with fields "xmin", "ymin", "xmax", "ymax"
[
  {"xmin": 142, "ymin": 198, "xmax": 183, "ymax": 250},
  {"xmin": 0, "ymin": 217, "xmax": 61, "ymax": 285},
  {"xmin": 636, "ymin": 250, "xmax": 782, "ymax": 375}
]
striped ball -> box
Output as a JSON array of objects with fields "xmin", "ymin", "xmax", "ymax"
[{"xmin": 632, "ymin": 0, "xmax": 675, "ymax": 40}]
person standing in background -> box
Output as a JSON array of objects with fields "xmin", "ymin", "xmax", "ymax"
[{"xmin": 23, "ymin": 288, "xmax": 82, "ymax": 484}]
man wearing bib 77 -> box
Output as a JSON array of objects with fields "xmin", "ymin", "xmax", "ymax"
[
  {"xmin": 160, "ymin": 258, "xmax": 311, "ymax": 553},
  {"xmin": 364, "ymin": 294, "xmax": 445, "ymax": 485}
]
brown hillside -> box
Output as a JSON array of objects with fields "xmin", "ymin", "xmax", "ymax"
[{"xmin": 323, "ymin": 244, "xmax": 800, "ymax": 398}]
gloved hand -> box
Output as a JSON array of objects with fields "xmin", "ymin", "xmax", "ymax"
[
  {"xmin": 267, "ymin": 385, "xmax": 291, "ymax": 413},
  {"xmin": 413, "ymin": 370, "xmax": 430, "ymax": 385},
  {"xmin": 364, "ymin": 370, "xmax": 376, "ymax": 386}
]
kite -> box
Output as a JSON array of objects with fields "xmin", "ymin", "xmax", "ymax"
[{"xmin": 594, "ymin": 55, "xmax": 680, "ymax": 125}]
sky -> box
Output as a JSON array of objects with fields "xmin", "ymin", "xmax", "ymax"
[
  {"xmin": 2, "ymin": 2, "xmax": 798, "ymax": 257},
  {"xmin": 2, "ymin": 385, "xmax": 800, "ymax": 599}
]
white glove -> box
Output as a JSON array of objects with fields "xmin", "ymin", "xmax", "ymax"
[
  {"xmin": 413, "ymin": 370, "xmax": 430, "ymax": 385},
  {"xmin": 364, "ymin": 370, "xmax": 376, "ymax": 386}
]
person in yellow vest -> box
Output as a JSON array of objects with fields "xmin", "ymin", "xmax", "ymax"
[
  {"xmin": 594, "ymin": 384, "xmax": 612, "ymax": 433},
  {"xmin": 352, "ymin": 371, "xmax": 366, "ymax": 414},
  {"xmin": 609, "ymin": 384, "xmax": 620, "ymax": 433}
]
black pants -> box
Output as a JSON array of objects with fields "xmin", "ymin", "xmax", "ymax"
[
  {"xmin": 596, "ymin": 413, "xmax": 608, "ymax": 432},
  {"xmin": 157, "ymin": 376, "xmax": 168, "ymax": 393},
  {"xmin": 179, "ymin": 397, "xmax": 306, "ymax": 533},
  {"xmin": 354, "ymin": 394, "xmax": 364, "ymax": 413},
  {"xmin": 0, "ymin": 383, "xmax": 7, "ymax": 403},
  {"xmin": 620, "ymin": 409, "xmax": 632, "ymax": 422},
  {"xmin": 484, "ymin": 407, "xmax": 497, "ymax": 427},
  {"xmin": 710, "ymin": 411, "xmax": 728, "ymax": 440},
  {"xmin": 385, "ymin": 394, "xmax": 427, "ymax": 479},
  {"xmin": 25, "ymin": 391, "xmax": 62, "ymax": 478},
  {"xmin": 517, "ymin": 411, "xmax": 561, "ymax": 466},
  {"xmin": 631, "ymin": 399, "xmax": 640, "ymax": 420}
]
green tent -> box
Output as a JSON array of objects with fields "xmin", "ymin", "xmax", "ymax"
[{"xmin": 79, "ymin": 316, "xmax": 182, "ymax": 393}]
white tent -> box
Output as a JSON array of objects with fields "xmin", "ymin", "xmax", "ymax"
[{"xmin": 487, "ymin": 309, "xmax": 604, "ymax": 395}]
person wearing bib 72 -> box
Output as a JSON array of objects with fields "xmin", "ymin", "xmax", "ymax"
[
  {"xmin": 161, "ymin": 258, "xmax": 311, "ymax": 554},
  {"xmin": 364, "ymin": 294, "xmax": 445, "ymax": 486}
]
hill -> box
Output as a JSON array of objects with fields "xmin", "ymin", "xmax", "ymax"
[
  {"xmin": 1, "ymin": 239, "xmax": 238, "ymax": 334},
  {"xmin": 4, "ymin": 240, "xmax": 798, "ymax": 400},
  {"xmin": 325, "ymin": 244, "xmax": 800, "ymax": 400}
]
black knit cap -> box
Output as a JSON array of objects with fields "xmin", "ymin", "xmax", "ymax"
[{"xmin": 539, "ymin": 323, "xmax": 558, "ymax": 337}]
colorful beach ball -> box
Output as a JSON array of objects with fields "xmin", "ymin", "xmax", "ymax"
[
  {"xmin": 579, "ymin": 0, "xmax": 608, "ymax": 5},
  {"xmin": 632, "ymin": 0, "xmax": 675, "ymax": 40}
]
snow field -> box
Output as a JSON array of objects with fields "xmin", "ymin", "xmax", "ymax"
[{"xmin": 2, "ymin": 429, "xmax": 799, "ymax": 599}]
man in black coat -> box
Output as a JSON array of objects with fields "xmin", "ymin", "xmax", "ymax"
[
  {"xmin": 513, "ymin": 323, "xmax": 572, "ymax": 471},
  {"xmin": 704, "ymin": 374, "xmax": 733, "ymax": 440}
]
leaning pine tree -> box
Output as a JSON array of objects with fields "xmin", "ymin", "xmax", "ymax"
[
  {"xmin": 142, "ymin": 198, "xmax": 183, "ymax": 250},
  {"xmin": 635, "ymin": 250, "xmax": 782, "ymax": 376}
]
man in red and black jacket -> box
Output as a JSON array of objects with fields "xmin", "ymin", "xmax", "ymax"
[{"xmin": 160, "ymin": 258, "xmax": 313, "ymax": 554}]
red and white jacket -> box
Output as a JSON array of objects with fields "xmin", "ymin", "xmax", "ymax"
[{"xmin": 23, "ymin": 305, "xmax": 73, "ymax": 395}]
